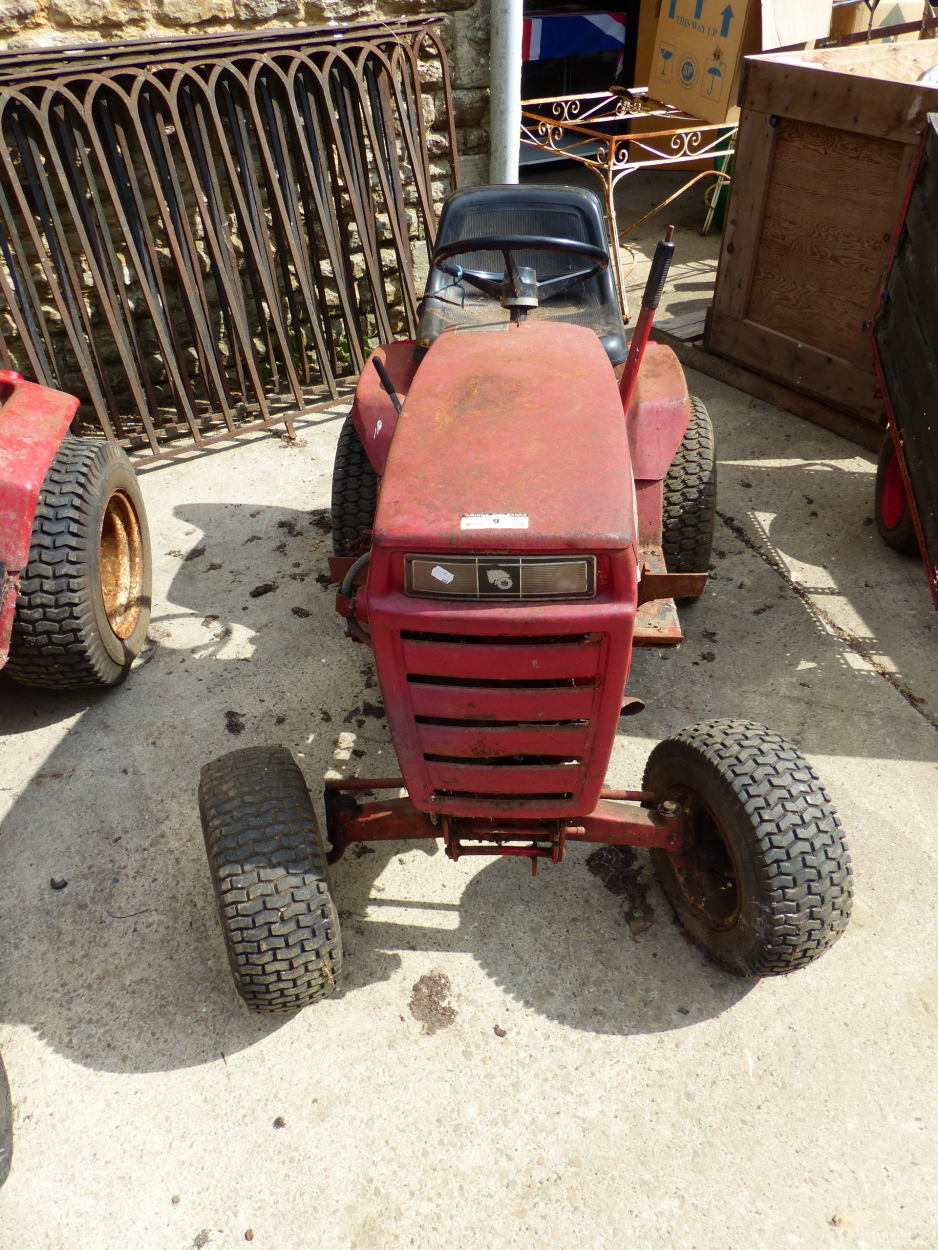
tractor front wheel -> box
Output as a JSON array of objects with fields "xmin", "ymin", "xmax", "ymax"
[
  {"xmin": 644, "ymin": 719, "xmax": 852, "ymax": 977},
  {"xmin": 662, "ymin": 396, "xmax": 716, "ymax": 600},
  {"xmin": 874, "ymin": 434, "xmax": 919, "ymax": 555},
  {"xmin": 199, "ymin": 746, "xmax": 343, "ymax": 1013},
  {"xmin": 7, "ymin": 436, "xmax": 151, "ymax": 688}
]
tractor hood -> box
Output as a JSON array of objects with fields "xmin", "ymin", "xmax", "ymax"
[{"xmin": 373, "ymin": 320, "xmax": 633, "ymax": 552}]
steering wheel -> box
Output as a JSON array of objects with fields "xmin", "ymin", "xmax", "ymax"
[{"xmin": 431, "ymin": 234, "xmax": 609, "ymax": 305}]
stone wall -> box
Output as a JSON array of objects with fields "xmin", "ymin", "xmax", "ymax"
[{"xmin": 0, "ymin": 0, "xmax": 491, "ymax": 183}]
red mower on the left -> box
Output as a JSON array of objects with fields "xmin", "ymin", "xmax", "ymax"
[{"xmin": 0, "ymin": 370, "xmax": 151, "ymax": 689}]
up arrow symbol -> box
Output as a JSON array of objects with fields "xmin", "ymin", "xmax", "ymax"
[
  {"xmin": 694, "ymin": 0, "xmax": 705, "ymax": 17},
  {"xmin": 720, "ymin": 4, "xmax": 734, "ymax": 37}
]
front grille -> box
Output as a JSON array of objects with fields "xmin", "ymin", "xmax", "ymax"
[{"xmin": 400, "ymin": 629, "xmax": 604, "ymax": 808}]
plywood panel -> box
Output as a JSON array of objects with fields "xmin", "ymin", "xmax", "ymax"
[{"xmin": 747, "ymin": 120, "xmax": 905, "ymax": 359}]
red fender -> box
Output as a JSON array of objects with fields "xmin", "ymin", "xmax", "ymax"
[
  {"xmin": 624, "ymin": 343, "xmax": 691, "ymax": 547},
  {"xmin": 351, "ymin": 341, "xmax": 419, "ymax": 475},
  {"xmin": 0, "ymin": 370, "xmax": 80, "ymax": 666}
]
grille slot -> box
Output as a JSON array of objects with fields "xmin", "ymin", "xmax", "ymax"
[
  {"xmin": 424, "ymin": 753, "xmax": 582, "ymax": 767},
  {"xmin": 401, "ymin": 630, "xmax": 599, "ymax": 646},
  {"xmin": 407, "ymin": 674, "xmax": 596, "ymax": 689},
  {"xmin": 415, "ymin": 716, "xmax": 589, "ymax": 728},
  {"xmin": 434, "ymin": 790, "xmax": 575, "ymax": 802}
]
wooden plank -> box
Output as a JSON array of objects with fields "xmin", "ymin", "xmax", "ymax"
[
  {"xmin": 655, "ymin": 324, "xmax": 884, "ymax": 451},
  {"xmin": 707, "ymin": 310, "xmax": 883, "ymax": 420},
  {"xmin": 741, "ymin": 53, "xmax": 938, "ymax": 145},
  {"xmin": 712, "ymin": 108, "xmax": 779, "ymax": 323},
  {"xmin": 655, "ymin": 311, "xmax": 708, "ymax": 341},
  {"xmin": 746, "ymin": 119, "xmax": 905, "ymax": 361}
]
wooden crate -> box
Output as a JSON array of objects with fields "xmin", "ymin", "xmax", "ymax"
[{"xmin": 706, "ymin": 40, "xmax": 938, "ymax": 430}]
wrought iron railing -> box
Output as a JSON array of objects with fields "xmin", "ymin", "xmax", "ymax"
[{"xmin": 0, "ymin": 19, "xmax": 457, "ymax": 462}]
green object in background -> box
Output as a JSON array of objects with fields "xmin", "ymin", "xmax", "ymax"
[{"xmin": 710, "ymin": 126, "xmax": 736, "ymax": 232}]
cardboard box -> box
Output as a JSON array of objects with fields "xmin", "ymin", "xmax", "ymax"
[
  {"xmin": 650, "ymin": 0, "xmax": 833, "ymax": 123},
  {"xmin": 831, "ymin": 1, "xmax": 925, "ymax": 43},
  {"xmin": 651, "ymin": 0, "xmax": 760, "ymax": 123}
]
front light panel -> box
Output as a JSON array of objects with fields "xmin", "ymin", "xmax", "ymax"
[{"xmin": 405, "ymin": 555, "xmax": 596, "ymax": 599}]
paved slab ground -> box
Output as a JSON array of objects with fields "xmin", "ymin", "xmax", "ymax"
[{"xmin": 1, "ymin": 227, "xmax": 937, "ymax": 1247}]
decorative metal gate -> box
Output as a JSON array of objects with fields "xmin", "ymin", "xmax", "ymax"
[{"xmin": 0, "ymin": 19, "xmax": 458, "ymax": 462}]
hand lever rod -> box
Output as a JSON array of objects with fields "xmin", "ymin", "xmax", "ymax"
[
  {"xmin": 372, "ymin": 354, "xmax": 402, "ymax": 414},
  {"xmin": 618, "ymin": 226, "xmax": 675, "ymax": 414}
]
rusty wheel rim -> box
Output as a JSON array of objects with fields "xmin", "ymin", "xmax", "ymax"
[
  {"xmin": 99, "ymin": 490, "xmax": 145, "ymax": 641},
  {"xmin": 666, "ymin": 787, "xmax": 741, "ymax": 931}
]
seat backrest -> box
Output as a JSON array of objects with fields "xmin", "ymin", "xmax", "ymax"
[{"xmin": 416, "ymin": 184, "xmax": 626, "ymax": 366}]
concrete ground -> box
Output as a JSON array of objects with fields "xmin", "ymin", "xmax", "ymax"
[{"xmin": 1, "ymin": 174, "xmax": 938, "ymax": 1248}]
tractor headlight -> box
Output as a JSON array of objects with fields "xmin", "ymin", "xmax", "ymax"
[{"xmin": 405, "ymin": 555, "xmax": 596, "ymax": 600}]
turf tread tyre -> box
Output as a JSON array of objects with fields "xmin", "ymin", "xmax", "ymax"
[
  {"xmin": 199, "ymin": 746, "xmax": 342, "ymax": 1013},
  {"xmin": 6, "ymin": 436, "xmax": 151, "ymax": 688},
  {"xmin": 331, "ymin": 413, "xmax": 377, "ymax": 557},
  {"xmin": 662, "ymin": 397, "xmax": 716, "ymax": 577},
  {"xmin": 644, "ymin": 719, "xmax": 852, "ymax": 976},
  {"xmin": 874, "ymin": 434, "xmax": 919, "ymax": 556}
]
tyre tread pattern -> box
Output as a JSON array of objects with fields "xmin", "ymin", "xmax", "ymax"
[
  {"xmin": 199, "ymin": 746, "xmax": 342, "ymax": 1013},
  {"xmin": 331, "ymin": 413, "xmax": 378, "ymax": 557},
  {"xmin": 645, "ymin": 718, "xmax": 852, "ymax": 975},
  {"xmin": 7, "ymin": 436, "xmax": 135, "ymax": 688},
  {"xmin": 662, "ymin": 397, "xmax": 716, "ymax": 575}
]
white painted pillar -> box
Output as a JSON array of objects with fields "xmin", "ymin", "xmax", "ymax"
[{"xmin": 488, "ymin": 0, "xmax": 523, "ymax": 184}]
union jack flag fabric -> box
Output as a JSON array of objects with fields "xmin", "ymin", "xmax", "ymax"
[{"xmin": 522, "ymin": 11, "xmax": 627, "ymax": 69}]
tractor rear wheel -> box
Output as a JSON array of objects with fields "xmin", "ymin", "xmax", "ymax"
[
  {"xmin": 644, "ymin": 719, "xmax": 852, "ymax": 977},
  {"xmin": 661, "ymin": 396, "xmax": 716, "ymax": 595},
  {"xmin": 874, "ymin": 434, "xmax": 919, "ymax": 555},
  {"xmin": 6, "ymin": 436, "xmax": 151, "ymax": 688},
  {"xmin": 331, "ymin": 414, "xmax": 377, "ymax": 557},
  {"xmin": 198, "ymin": 746, "xmax": 343, "ymax": 1013}
]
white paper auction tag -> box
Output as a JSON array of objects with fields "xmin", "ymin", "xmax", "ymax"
[{"xmin": 460, "ymin": 513, "xmax": 529, "ymax": 531}]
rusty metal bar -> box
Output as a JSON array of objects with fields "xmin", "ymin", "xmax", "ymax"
[{"xmin": 0, "ymin": 21, "xmax": 457, "ymax": 463}]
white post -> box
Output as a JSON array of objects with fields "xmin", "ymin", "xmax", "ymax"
[{"xmin": 488, "ymin": 0, "xmax": 523, "ymax": 184}]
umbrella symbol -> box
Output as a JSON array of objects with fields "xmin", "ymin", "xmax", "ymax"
[{"xmin": 705, "ymin": 64, "xmax": 723, "ymax": 96}]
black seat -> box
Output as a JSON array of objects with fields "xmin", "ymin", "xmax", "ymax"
[{"xmin": 415, "ymin": 184, "xmax": 626, "ymax": 366}]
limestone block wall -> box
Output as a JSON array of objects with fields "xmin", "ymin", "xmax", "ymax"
[{"xmin": 0, "ymin": 0, "xmax": 491, "ymax": 182}]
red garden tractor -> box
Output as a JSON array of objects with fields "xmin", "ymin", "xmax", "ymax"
[
  {"xmin": 199, "ymin": 185, "xmax": 853, "ymax": 1013},
  {"xmin": 0, "ymin": 369, "xmax": 151, "ymax": 689}
]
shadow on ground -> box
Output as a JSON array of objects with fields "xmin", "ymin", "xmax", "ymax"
[{"xmin": 1, "ymin": 464, "xmax": 931, "ymax": 1079}]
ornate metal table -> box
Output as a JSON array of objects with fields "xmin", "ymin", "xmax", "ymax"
[{"xmin": 521, "ymin": 88, "xmax": 737, "ymax": 319}]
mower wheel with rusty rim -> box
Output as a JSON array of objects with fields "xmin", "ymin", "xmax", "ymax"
[
  {"xmin": 331, "ymin": 414, "xmax": 377, "ymax": 557},
  {"xmin": 643, "ymin": 719, "xmax": 852, "ymax": 977},
  {"xmin": 874, "ymin": 433, "xmax": 919, "ymax": 556},
  {"xmin": 662, "ymin": 396, "xmax": 716, "ymax": 602},
  {"xmin": 198, "ymin": 746, "xmax": 343, "ymax": 1013},
  {"xmin": 6, "ymin": 436, "xmax": 151, "ymax": 689}
]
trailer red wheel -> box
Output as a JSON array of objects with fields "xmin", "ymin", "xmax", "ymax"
[
  {"xmin": 874, "ymin": 434, "xmax": 919, "ymax": 555},
  {"xmin": 644, "ymin": 720, "xmax": 852, "ymax": 977}
]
